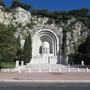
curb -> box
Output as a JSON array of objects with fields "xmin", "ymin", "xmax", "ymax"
[{"xmin": 0, "ymin": 80, "xmax": 90, "ymax": 83}]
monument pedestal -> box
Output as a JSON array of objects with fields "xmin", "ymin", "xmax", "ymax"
[{"xmin": 30, "ymin": 54, "xmax": 57, "ymax": 64}]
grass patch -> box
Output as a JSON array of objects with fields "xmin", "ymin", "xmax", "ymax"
[{"xmin": 0, "ymin": 62, "xmax": 15, "ymax": 69}]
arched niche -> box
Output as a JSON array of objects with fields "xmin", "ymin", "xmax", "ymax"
[{"xmin": 32, "ymin": 29, "xmax": 59, "ymax": 56}]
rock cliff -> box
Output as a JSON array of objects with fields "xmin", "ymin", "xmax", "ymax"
[{"xmin": 0, "ymin": 6, "xmax": 89, "ymax": 56}]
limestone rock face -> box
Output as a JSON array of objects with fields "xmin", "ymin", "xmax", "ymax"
[
  {"xmin": 3, "ymin": 12, "xmax": 12, "ymax": 25},
  {"xmin": 64, "ymin": 22, "xmax": 88, "ymax": 55},
  {"xmin": 0, "ymin": 6, "xmax": 4, "ymax": 23},
  {"xmin": 11, "ymin": 7, "xmax": 31, "ymax": 27},
  {"xmin": 0, "ymin": 6, "xmax": 12, "ymax": 25}
]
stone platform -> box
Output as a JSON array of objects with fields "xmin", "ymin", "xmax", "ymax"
[
  {"xmin": 14, "ymin": 64, "xmax": 90, "ymax": 73},
  {"xmin": 30, "ymin": 55, "xmax": 57, "ymax": 64}
]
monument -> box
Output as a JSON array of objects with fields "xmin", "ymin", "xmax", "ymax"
[{"xmin": 30, "ymin": 28, "xmax": 63, "ymax": 64}]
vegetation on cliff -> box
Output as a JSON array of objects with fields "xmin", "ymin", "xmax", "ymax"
[
  {"xmin": 0, "ymin": 24, "xmax": 17, "ymax": 62},
  {"xmin": 10, "ymin": 0, "xmax": 32, "ymax": 10}
]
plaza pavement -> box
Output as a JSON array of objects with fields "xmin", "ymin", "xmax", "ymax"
[
  {"xmin": 0, "ymin": 64, "xmax": 90, "ymax": 82},
  {"xmin": 0, "ymin": 72, "xmax": 90, "ymax": 82}
]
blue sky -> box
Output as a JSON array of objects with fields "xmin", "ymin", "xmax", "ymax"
[{"xmin": 4, "ymin": 0, "xmax": 90, "ymax": 11}]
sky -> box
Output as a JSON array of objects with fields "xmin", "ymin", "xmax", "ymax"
[{"xmin": 3, "ymin": 0, "xmax": 90, "ymax": 11}]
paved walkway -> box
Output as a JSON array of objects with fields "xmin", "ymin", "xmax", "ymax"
[
  {"xmin": 1, "ymin": 64, "xmax": 90, "ymax": 82},
  {"xmin": 0, "ymin": 72, "xmax": 90, "ymax": 82}
]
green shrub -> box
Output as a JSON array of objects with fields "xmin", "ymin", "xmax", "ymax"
[
  {"xmin": 4, "ymin": 7, "xmax": 12, "ymax": 12},
  {"xmin": 11, "ymin": 0, "xmax": 32, "ymax": 10},
  {"xmin": 0, "ymin": 24, "xmax": 19, "ymax": 62},
  {"xmin": 0, "ymin": 0, "xmax": 6, "ymax": 7},
  {"xmin": 26, "ymin": 22, "xmax": 35, "ymax": 28}
]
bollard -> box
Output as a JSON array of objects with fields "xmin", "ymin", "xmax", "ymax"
[
  {"xmin": 59, "ymin": 68, "xmax": 61, "ymax": 72},
  {"xmin": 68, "ymin": 68, "xmax": 70, "ymax": 72},
  {"xmin": 18, "ymin": 69, "xmax": 21, "ymax": 73},
  {"xmin": 0, "ymin": 69, "xmax": 2, "ymax": 72},
  {"xmin": 68, "ymin": 64, "xmax": 70, "ymax": 67},
  {"xmin": 81, "ymin": 61, "xmax": 84, "ymax": 66},
  {"xmin": 16, "ymin": 61, "xmax": 19, "ymax": 67},
  {"xmin": 49, "ymin": 68, "xmax": 51, "ymax": 72},
  {"xmin": 29, "ymin": 68, "xmax": 31, "ymax": 73},
  {"xmin": 21, "ymin": 61, "xmax": 24, "ymax": 66},
  {"xmin": 8, "ymin": 69, "xmax": 11, "ymax": 73},
  {"xmin": 77, "ymin": 68, "xmax": 80, "ymax": 72},
  {"xmin": 39, "ymin": 68, "xmax": 41, "ymax": 72},
  {"xmin": 86, "ymin": 68, "xmax": 88, "ymax": 72},
  {"xmin": 7, "ymin": 69, "xmax": 9, "ymax": 73},
  {"xmin": 10, "ymin": 69, "xmax": 12, "ymax": 73}
]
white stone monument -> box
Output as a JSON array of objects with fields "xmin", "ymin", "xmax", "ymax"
[{"xmin": 30, "ymin": 29, "xmax": 59, "ymax": 64}]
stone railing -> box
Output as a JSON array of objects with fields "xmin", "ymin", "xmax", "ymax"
[
  {"xmin": 1, "ymin": 60, "xmax": 89, "ymax": 73},
  {"xmin": 0, "ymin": 67, "xmax": 90, "ymax": 73}
]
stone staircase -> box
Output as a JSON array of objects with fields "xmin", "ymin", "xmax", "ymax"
[{"xmin": 30, "ymin": 55, "xmax": 57, "ymax": 64}]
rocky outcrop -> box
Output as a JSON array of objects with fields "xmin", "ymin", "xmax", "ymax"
[{"xmin": 64, "ymin": 22, "xmax": 88, "ymax": 55}]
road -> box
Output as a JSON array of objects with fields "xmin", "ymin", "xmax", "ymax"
[{"xmin": 0, "ymin": 82, "xmax": 90, "ymax": 90}]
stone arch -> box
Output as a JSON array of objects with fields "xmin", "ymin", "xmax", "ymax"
[{"xmin": 32, "ymin": 29, "xmax": 59, "ymax": 56}]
